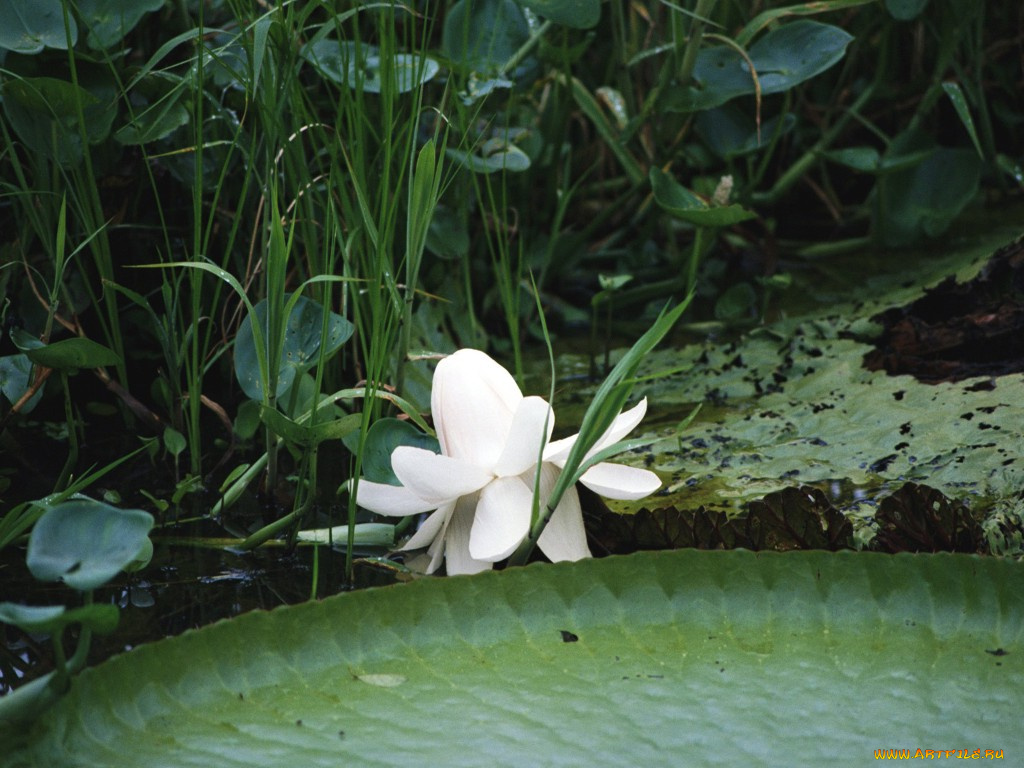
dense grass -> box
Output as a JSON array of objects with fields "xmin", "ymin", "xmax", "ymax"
[{"xmin": 0, "ymin": 0, "xmax": 1020, "ymax": 566}]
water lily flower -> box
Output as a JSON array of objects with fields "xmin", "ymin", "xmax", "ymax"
[{"xmin": 354, "ymin": 349, "xmax": 660, "ymax": 575}]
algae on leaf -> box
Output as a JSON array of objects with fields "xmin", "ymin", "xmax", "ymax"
[{"xmin": 595, "ymin": 232, "xmax": 1024, "ymax": 518}]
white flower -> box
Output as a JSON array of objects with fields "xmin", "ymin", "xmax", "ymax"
[{"xmin": 354, "ymin": 349, "xmax": 660, "ymax": 575}]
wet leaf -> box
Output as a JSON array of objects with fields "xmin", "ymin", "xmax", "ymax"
[
  {"xmin": 77, "ymin": 0, "xmax": 164, "ymax": 50},
  {"xmin": 12, "ymin": 330, "xmax": 121, "ymax": 371},
  {"xmin": 0, "ymin": 603, "xmax": 120, "ymax": 635},
  {"xmin": 518, "ymin": 0, "xmax": 600, "ymax": 29},
  {"xmin": 595, "ymin": 486, "xmax": 852, "ymax": 553},
  {"xmin": 873, "ymin": 483, "xmax": 984, "ymax": 553},
  {"xmin": 350, "ymin": 418, "xmax": 440, "ymax": 486},
  {"xmin": 650, "ymin": 167, "xmax": 756, "ymax": 227},
  {"xmin": 26, "ymin": 500, "xmax": 153, "ymax": 591},
  {"xmin": 234, "ymin": 294, "xmax": 353, "ymax": 403},
  {"xmin": 0, "ymin": 353, "xmax": 43, "ymax": 412},
  {"xmin": 666, "ymin": 21, "xmax": 853, "ymax": 112},
  {"xmin": 442, "ymin": 0, "xmax": 530, "ymax": 77},
  {"xmin": 6, "ymin": 550, "xmax": 1023, "ymax": 762},
  {"xmin": 301, "ymin": 39, "xmax": 438, "ymax": 94},
  {"xmin": 0, "ymin": 0, "xmax": 76, "ymax": 54},
  {"xmin": 886, "ymin": 0, "xmax": 929, "ymax": 20}
]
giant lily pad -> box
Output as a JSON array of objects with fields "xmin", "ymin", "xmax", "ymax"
[
  {"xmin": 585, "ymin": 226, "xmax": 1024, "ymax": 518},
  {"xmin": 3, "ymin": 549, "xmax": 1022, "ymax": 764}
]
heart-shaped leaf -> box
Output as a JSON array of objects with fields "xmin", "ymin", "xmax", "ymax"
[
  {"xmin": 76, "ymin": 0, "xmax": 164, "ymax": 50},
  {"xmin": 234, "ymin": 295, "xmax": 354, "ymax": 403},
  {"xmin": 11, "ymin": 329, "xmax": 121, "ymax": 371},
  {"xmin": 26, "ymin": 500, "xmax": 154, "ymax": 591},
  {"xmin": 0, "ymin": 0, "xmax": 76, "ymax": 54},
  {"xmin": 650, "ymin": 167, "xmax": 756, "ymax": 227},
  {"xmin": 518, "ymin": 0, "xmax": 600, "ymax": 29}
]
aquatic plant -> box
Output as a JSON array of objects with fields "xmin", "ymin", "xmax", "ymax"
[{"xmin": 353, "ymin": 348, "xmax": 660, "ymax": 574}]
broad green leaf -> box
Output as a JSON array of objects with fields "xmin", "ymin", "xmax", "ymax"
[
  {"xmin": 442, "ymin": 0, "xmax": 530, "ymax": 76},
  {"xmin": 0, "ymin": 603, "xmax": 119, "ymax": 635},
  {"xmin": 425, "ymin": 205, "xmax": 469, "ymax": 260},
  {"xmin": 358, "ymin": 418, "xmax": 440, "ymax": 485},
  {"xmin": 875, "ymin": 146, "xmax": 981, "ymax": 246},
  {"xmin": 886, "ymin": 0, "xmax": 929, "ymax": 20},
  {"xmin": 667, "ymin": 21, "xmax": 853, "ymax": 113},
  {"xmin": 650, "ymin": 167, "xmax": 756, "ymax": 227},
  {"xmin": 748, "ymin": 21, "xmax": 853, "ymax": 95},
  {"xmin": 26, "ymin": 501, "xmax": 154, "ymax": 591},
  {"xmin": 234, "ymin": 295, "xmax": 354, "ymax": 403},
  {"xmin": 446, "ymin": 138, "xmax": 531, "ymax": 174},
  {"xmin": 822, "ymin": 146, "xmax": 882, "ymax": 172},
  {"xmin": 3, "ymin": 550, "xmax": 1022, "ymax": 763},
  {"xmin": 823, "ymin": 145, "xmax": 932, "ymax": 175},
  {"xmin": 0, "ymin": 353, "xmax": 44, "ymax": 412},
  {"xmin": 259, "ymin": 407, "xmax": 361, "ymax": 448},
  {"xmin": 77, "ymin": 0, "xmax": 164, "ymax": 50},
  {"xmin": 11, "ymin": 329, "xmax": 121, "ymax": 371},
  {"xmin": 301, "ymin": 39, "xmax": 438, "ymax": 94},
  {"xmin": 1, "ymin": 76, "xmax": 113, "ymax": 167},
  {"xmin": 517, "ymin": 0, "xmax": 600, "ymax": 29},
  {"xmin": 696, "ymin": 105, "xmax": 795, "ymax": 159},
  {"xmin": 0, "ymin": 0, "xmax": 76, "ymax": 54},
  {"xmin": 604, "ymin": 229, "xmax": 1020, "ymax": 515}
]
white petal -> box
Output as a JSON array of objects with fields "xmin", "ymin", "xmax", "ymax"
[
  {"xmin": 401, "ymin": 505, "xmax": 452, "ymax": 551},
  {"xmin": 432, "ymin": 349, "xmax": 523, "ymax": 466},
  {"xmin": 444, "ymin": 497, "xmax": 493, "ymax": 575},
  {"xmin": 536, "ymin": 465, "xmax": 591, "ymax": 562},
  {"xmin": 353, "ymin": 478, "xmax": 437, "ymax": 516},
  {"xmin": 543, "ymin": 433, "xmax": 578, "ymax": 466},
  {"xmin": 592, "ymin": 398, "xmax": 648, "ymax": 455},
  {"xmin": 579, "ymin": 461, "xmax": 661, "ymax": 500},
  {"xmin": 468, "ymin": 476, "xmax": 533, "ymax": 562},
  {"xmin": 545, "ymin": 398, "xmax": 650, "ymax": 467},
  {"xmin": 392, "ymin": 446, "xmax": 491, "ymax": 505},
  {"xmin": 493, "ymin": 396, "xmax": 554, "ymax": 478}
]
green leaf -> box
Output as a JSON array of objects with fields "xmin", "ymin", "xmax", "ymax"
[
  {"xmin": 443, "ymin": 0, "xmax": 531, "ymax": 76},
  {"xmin": 748, "ymin": 20, "xmax": 853, "ymax": 94},
  {"xmin": 113, "ymin": 74, "xmax": 190, "ymax": 145},
  {"xmin": 0, "ymin": 353, "xmax": 44, "ymax": 412},
  {"xmin": 941, "ymin": 81, "xmax": 984, "ymax": 159},
  {"xmin": 11, "ymin": 330, "xmax": 121, "ymax": 371},
  {"xmin": 0, "ymin": 602, "xmax": 119, "ymax": 635},
  {"xmin": 446, "ymin": 137, "xmax": 532, "ymax": 174},
  {"xmin": 259, "ymin": 407, "xmax": 361, "ymax": 448},
  {"xmin": 696, "ymin": 105, "xmax": 795, "ymax": 159},
  {"xmin": 875, "ymin": 145, "xmax": 981, "ymax": 246},
  {"xmin": 234, "ymin": 294, "xmax": 354, "ymax": 403},
  {"xmin": 886, "ymin": 0, "xmax": 929, "ymax": 20},
  {"xmin": 649, "ymin": 167, "xmax": 757, "ymax": 227},
  {"xmin": 359, "ymin": 418, "xmax": 440, "ymax": 485},
  {"xmin": 4, "ymin": 550, "xmax": 1022, "ymax": 763},
  {"xmin": 26, "ymin": 500, "xmax": 154, "ymax": 591},
  {"xmin": 0, "ymin": 0, "xmax": 76, "ymax": 54},
  {"xmin": 76, "ymin": 0, "xmax": 164, "ymax": 50},
  {"xmin": 667, "ymin": 21, "xmax": 853, "ymax": 113},
  {"xmin": 301, "ymin": 39, "xmax": 439, "ymax": 94},
  {"xmin": 517, "ymin": 0, "xmax": 600, "ymax": 29},
  {"xmin": 1, "ymin": 76, "xmax": 113, "ymax": 167},
  {"xmin": 162, "ymin": 427, "xmax": 186, "ymax": 458}
]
